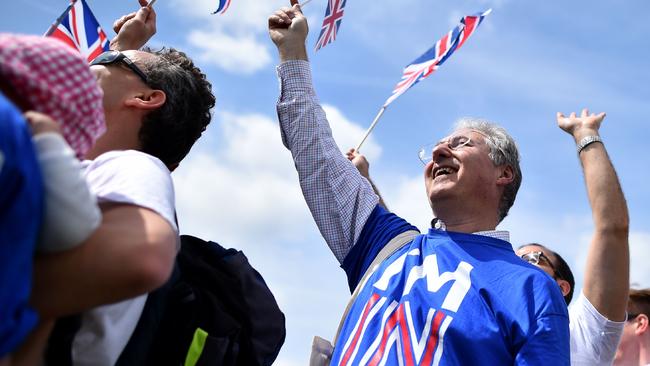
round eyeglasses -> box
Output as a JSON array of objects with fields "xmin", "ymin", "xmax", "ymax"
[{"xmin": 418, "ymin": 135, "xmax": 474, "ymax": 165}]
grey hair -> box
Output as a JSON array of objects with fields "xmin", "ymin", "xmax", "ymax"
[{"xmin": 453, "ymin": 118, "xmax": 522, "ymax": 223}]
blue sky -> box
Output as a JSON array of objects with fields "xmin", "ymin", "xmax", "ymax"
[{"xmin": 2, "ymin": 0, "xmax": 649, "ymax": 364}]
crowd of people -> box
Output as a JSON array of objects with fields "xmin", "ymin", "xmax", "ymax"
[{"xmin": 0, "ymin": 0, "xmax": 647, "ymax": 365}]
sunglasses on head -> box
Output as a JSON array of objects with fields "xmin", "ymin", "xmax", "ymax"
[{"xmin": 90, "ymin": 50, "xmax": 148, "ymax": 85}]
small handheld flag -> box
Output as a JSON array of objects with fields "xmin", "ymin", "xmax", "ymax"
[
  {"xmin": 46, "ymin": 0, "xmax": 109, "ymax": 63},
  {"xmin": 212, "ymin": 0, "xmax": 232, "ymax": 14},
  {"xmin": 314, "ymin": 0, "xmax": 347, "ymax": 51},
  {"xmin": 384, "ymin": 9, "xmax": 492, "ymax": 107},
  {"xmin": 356, "ymin": 9, "xmax": 492, "ymax": 151}
]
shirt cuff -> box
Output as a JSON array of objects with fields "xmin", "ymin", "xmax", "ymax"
[
  {"xmin": 277, "ymin": 60, "xmax": 315, "ymax": 99},
  {"xmin": 579, "ymin": 291, "xmax": 626, "ymax": 326}
]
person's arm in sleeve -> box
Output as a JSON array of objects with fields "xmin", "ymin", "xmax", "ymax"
[
  {"xmin": 557, "ymin": 109, "xmax": 629, "ymax": 322},
  {"xmin": 25, "ymin": 111, "xmax": 101, "ymax": 253},
  {"xmin": 269, "ymin": 2, "xmax": 379, "ymax": 263}
]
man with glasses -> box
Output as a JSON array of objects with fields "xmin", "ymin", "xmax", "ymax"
[
  {"xmin": 517, "ymin": 247, "xmax": 575, "ymax": 304},
  {"xmin": 27, "ymin": 2, "xmax": 215, "ymax": 365},
  {"xmin": 350, "ymin": 108, "xmax": 630, "ymax": 365},
  {"xmin": 269, "ymin": 3, "xmax": 569, "ymax": 365},
  {"xmin": 614, "ymin": 289, "xmax": 650, "ymax": 365}
]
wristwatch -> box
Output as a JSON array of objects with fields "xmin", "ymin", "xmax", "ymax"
[{"xmin": 576, "ymin": 135, "xmax": 602, "ymax": 154}]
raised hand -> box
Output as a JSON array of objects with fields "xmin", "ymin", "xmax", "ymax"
[
  {"xmin": 556, "ymin": 108, "xmax": 605, "ymax": 141},
  {"xmin": 110, "ymin": 0, "xmax": 157, "ymax": 51},
  {"xmin": 268, "ymin": 0, "xmax": 309, "ymax": 61}
]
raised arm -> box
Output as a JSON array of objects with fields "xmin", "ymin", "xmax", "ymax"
[
  {"xmin": 557, "ymin": 108, "xmax": 629, "ymax": 321},
  {"xmin": 269, "ymin": 3, "xmax": 379, "ymax": 262}
]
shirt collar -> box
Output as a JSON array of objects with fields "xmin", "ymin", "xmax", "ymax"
[{"xmin": 431, "ymin": 218, "xmax": 510, "ymax": 243}]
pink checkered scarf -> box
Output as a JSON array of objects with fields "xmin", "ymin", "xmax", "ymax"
[{"xmin": 0, "ymin": 33, "xmax": 105, "ymax": 158}]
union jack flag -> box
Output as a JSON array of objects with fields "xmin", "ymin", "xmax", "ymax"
[
  {"xmin": 314, "ymin": 0, "xmax": 347, "ymax": 51},
  {"xmin": 212, "ymin": 0, "xmax": 232, "ymax": 14},
  {"xmin": 384, "ymin": 9, "xmax": 492, "ymax": 107},
  {"xmin": 46, "ymin": 0, "xmax": 109, "ymax": 63}
]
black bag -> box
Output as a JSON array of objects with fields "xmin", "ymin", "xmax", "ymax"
[{"xmin": 116, "ymin": 235, "xmax": 286, "ymax": 366}]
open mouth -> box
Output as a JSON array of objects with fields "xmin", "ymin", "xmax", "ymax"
[{"xmin": 433, "ymin": 166, "xmax": 456, "ymax": 178}]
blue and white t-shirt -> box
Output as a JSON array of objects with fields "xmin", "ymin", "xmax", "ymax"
[{"xmin": 336, "ymin": 206, "xmax": 570, "ymax": 365}]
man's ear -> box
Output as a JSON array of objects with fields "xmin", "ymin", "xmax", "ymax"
[
  {"xmin": 124, "ymin": 90, "xmax": 166, "ymax": 110},
  {"xmin": 635, "ymin": 314, "xmax": 649, "ymax": 335},
  {"xmin": 496, "ymin": 165, "xmax": 514, "ymax": 186},
  {"xmin": 557, "ymin": 279, "xmax": 571, "ymax": 297}
]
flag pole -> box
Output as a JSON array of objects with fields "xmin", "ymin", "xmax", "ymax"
[
  {"xmin": 355, "ymin": 105, "xmax": 387, "ymax": 152},
  {"xmin": 44, "ymin": 0, "xmax": 78, "ymax": 36},
  {"xmin": 147, "ymin": 0, "xmax": 158, "ymax": 8},
  {"xmin": 299, "ymin": 0, "xmax": 314, "ymax": 7}
]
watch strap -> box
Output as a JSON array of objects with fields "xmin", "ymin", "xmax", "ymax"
[{"xmin": 576, "ymin": 135, "xmax": 602, "ymax": 154}]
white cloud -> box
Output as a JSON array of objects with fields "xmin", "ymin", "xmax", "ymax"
[
  {"xmin": 322, "ymin": 104, "xmax": 382, "ymax": 162},
  {"xmin": 169, "ymin": 0, "xmax": 288, "ymax": 74},
  {"xmin": 382, "ymin": 174, "xmax": 431, "ymax": 231},
  {"xmin": 173, "ymin": 111, "xmax": 310, "ymax": 246},
  {"xmin": 187, "ymin": 29, "xmax": 271, "ymax": 74}
]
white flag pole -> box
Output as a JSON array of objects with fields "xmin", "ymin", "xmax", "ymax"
[
  {"xmin": 44, "ymin": 0, "xmax": 77, "ymax": 36},
  {"xmin": 355, "ymin": 106, "xmax": 387, "ymax": 152},
  {"xmin": 299, "ymin": 0, "xmax": 314, "ymax": 7},
  {"xmin": 147, "ymin": 0, "xmax": 158, "ymax": 7}
]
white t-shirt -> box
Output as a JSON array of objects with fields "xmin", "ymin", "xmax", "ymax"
[
  {"xmin": 71, "ymin": 150, "xmax": 178, "ymax": 366},
  {"xmin": 570, "ymin": 291, "xmax": 625, "ymax": 365}
]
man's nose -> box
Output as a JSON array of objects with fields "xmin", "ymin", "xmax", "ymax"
[{"xmin": 431, "ymin": 143, "xmax": 452, "ymax": 161}]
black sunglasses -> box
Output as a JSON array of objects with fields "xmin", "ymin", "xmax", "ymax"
[{"xmin": 90, "ymin": 50, "xmax": 148, "ymax": 85}]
